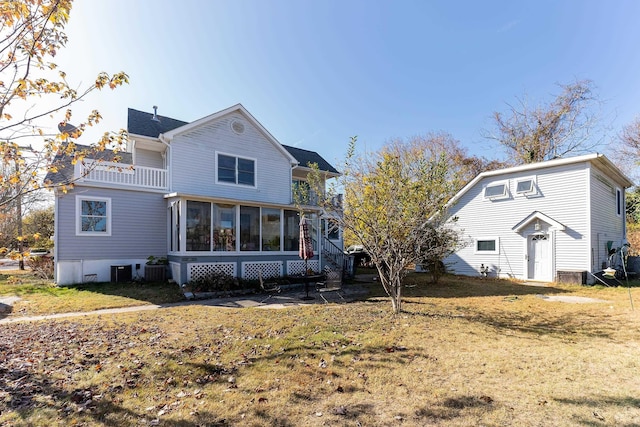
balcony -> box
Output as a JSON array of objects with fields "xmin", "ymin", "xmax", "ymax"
[{"xmin": 77, "ymin": 160, "xmax": 168, "ymax": 190}]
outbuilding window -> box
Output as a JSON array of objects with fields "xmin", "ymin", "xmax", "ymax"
[
  {"xmin": 475, "ymin": 237, "xmax": 499, "ymax": 254},
  {"xmin": 484, "ymin": 182, "xmax": 508, "ymax": 199},
  {"xmin": 516, "ymin": 179, "xmax": 533, "ymax": 194}
]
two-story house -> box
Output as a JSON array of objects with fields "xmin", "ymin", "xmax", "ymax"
[
  {"xmin": 48, "ymin": 104, "xmax": 342, "ymax": 285},
  {"xmin": 444, "ymin": 154, "xmax": 633, "ymax": 283}
]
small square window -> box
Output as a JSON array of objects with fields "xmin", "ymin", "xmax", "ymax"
[{"xmin": 76, "ymin": 196, "xmax": 111, "ymax": 236}]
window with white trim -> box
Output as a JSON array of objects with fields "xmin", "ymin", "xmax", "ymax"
[
  {"xmin": 484, "ymin": 182, "xmax": 508, "ymax": 199},
  {"xmin": 616, "ymin": 188, "xmax": 623, "ymax": 217},
  {"xmin": 475, "ymin": 237, "xmax": 499, "ymax": 254},
  {"xmin": 515, "ymin": 176, "xmax": 536, "ymax": 195},
  {"xmin": 217, "ymin": 153, "xmax": 255, "ymax": 187},
  {"xmin": 76, "ymin": 196, "xmax": 111, "ymax": 236}
]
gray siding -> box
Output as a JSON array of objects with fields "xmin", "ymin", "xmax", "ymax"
[
  {"xmin": 56, "ymin": 187, "xmax": 166, "ymax": 260},
  {"xmin": 135, "ymin": 148, "xmax": 164, "ymax": 168},
  {"xmin": 170, "ymin": 112, "xmax": 292, "ymax": 204},
  {"xmin": 446, "ymin": 162, "xmax": 591, "ymax": 279}
]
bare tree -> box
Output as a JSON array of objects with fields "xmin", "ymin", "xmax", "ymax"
[
  {"xmin": 486, "ymin": 80, "xmax": 602, "ymax": 164},
  {"xmin": 609, "ymin": 116, "xmax": 640, "ymax": 182}
]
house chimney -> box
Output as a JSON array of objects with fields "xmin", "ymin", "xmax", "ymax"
[{"xmin": 151, "ymin": 105, "xmax": 160, "ymax": 122}]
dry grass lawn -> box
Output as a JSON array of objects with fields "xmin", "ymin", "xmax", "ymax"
[
  {"xmin": 1, "ymin": 273, "xmax": 640, "ymax": 426},
  {"xmin": 0, "ymin": 270, "xmax": 184, "ymax": 316}
]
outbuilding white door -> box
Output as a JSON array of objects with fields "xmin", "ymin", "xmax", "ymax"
[{"xmin": 528, "ymin": 233, "xmax": 551, "ymax": 281}]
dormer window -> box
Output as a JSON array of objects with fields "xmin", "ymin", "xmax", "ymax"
[{"xmin": 484, "ymin": 182, "xmax": 508, "ymax": 199}]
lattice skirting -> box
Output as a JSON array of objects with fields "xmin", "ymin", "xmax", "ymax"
[
  {"xmin": 242, "ymin": 261, "xmax": 283, "ymax": 280},
  {"xmin": 187, "ymin": 262, "xmax": 237, "ymax": 282},
  {"xmin": 286, "ymin": 260, "xmax": 320, "ymax": 276}
]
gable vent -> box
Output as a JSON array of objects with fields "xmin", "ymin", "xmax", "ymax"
[{"xmin": 231, "ymin": 120, "xmax": 245, "ymax": 134}]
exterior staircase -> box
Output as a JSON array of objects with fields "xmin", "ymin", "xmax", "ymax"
[{"xmin": 321, "ymin": 236, "xmax": 353, "ymax": 281}]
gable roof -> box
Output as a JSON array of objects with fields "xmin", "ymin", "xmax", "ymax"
[
  {"xmin": 447, "ymin": 153, "xmax": 633, "ymax": 208},
  {"xmin": 128, "ymin": 105, "xmax": 339, "ymax": 175},
  {"xmin": 512, "ymin": 211, "xmax": 566, "ymax": 233}
]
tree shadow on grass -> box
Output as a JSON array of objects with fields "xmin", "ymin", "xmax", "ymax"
[
  {"xmin": 360, "ymin": 275, "xmax": 567, "ymax": 301},
  {"xmin": 0, "ymin": 302, "xmax": 12, "ymax": 321},
  {"xmin": 411, "ymin": 394, "xmax": 497, "ymax": 424},
  {"xmin": 70, "ymin": 281, "xmax": 186, "ymax": 305}
]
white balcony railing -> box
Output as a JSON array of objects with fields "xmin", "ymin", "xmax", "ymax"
[{"xmin": 78, "ymin": 160, "xmax": 167, "ymax": 190}]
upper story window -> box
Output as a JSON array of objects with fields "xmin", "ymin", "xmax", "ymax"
[
  {"xmin": 516, "ymin": 179, "xmax": 533, "ymax": 194},
  {"xmin": 217, "ymin": 153, "xmax": 255, "ymax": 187},
  {"xmin": 484, "ymin": 182, "xmax": 508, "ymax": 200},
  {"xmin": 515, "ymin": 176, "xmax": 537, "ymax": 196},
  {"xmin": 76, "ymin": 196, "xmax": 111, "ymax": 236}
]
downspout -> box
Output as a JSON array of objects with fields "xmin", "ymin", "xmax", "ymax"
[
  {"xmin": 158, "ymin": 133, "xmax": 171, "ymax": 190},
  {"xmin": 159, "ymin": 133, "xmax": 172, "ymax": 257}
]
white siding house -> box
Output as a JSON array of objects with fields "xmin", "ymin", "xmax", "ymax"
[
  {"xmin": 48, "ymin": 104, "xmax": 343, "ymax": 285},
  {"xmin": 444, "ymin": 154, "xmax": 633, "ymax": 283}
]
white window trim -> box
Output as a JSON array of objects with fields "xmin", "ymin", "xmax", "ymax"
[
  {"xmin": 215, "ymin": 151, "xmax": 257, "ymax": 188},
  {"xmin": 474, "ymin": 236, "xmax": 499, "ymax": 255},
  {"xmin": 515, "ymin": 176, "xmax": 537, "ymax": 196},
  {"xmin": 484, "ymin": 181, "xmax": 509, "ymax": 200},
  {"xmin": 76, "ymin": 196, "xmax": 112, "ymax": 236},
  {"xmin": 616, "ymin": 188, "xmax": 623, "ymax": 217}
]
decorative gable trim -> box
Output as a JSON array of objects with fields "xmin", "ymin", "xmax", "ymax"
[{"xmin": 512, "ymin": 211, "xmax": 565, "ymax": 233}]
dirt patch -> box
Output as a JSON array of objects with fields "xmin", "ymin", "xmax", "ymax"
[{"xmin": 536, "ymin": 294, "xmax": 609, "ymax": 304}]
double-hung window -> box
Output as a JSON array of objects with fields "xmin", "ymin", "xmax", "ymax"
[
  {"xmin": 217, "ymin": 153, "xmax": 255, "ymax": 187},
  {"xmin": 77, "ymin": 196, "xmax": 111, "ymax": 236}
]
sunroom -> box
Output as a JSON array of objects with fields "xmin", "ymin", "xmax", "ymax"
[{"xmin": 166, "ymin": 195, "xmax": 324, "ymax": 285}]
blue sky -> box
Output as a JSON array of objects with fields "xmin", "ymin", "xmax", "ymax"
[{"xmin": 53, "ymin": 0, "xmax": 640, "ymax": 166}]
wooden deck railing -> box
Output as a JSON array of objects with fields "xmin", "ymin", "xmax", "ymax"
[{"xmin": 77, "ymin": 160, "xmax": 167, "ymax": 190}]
